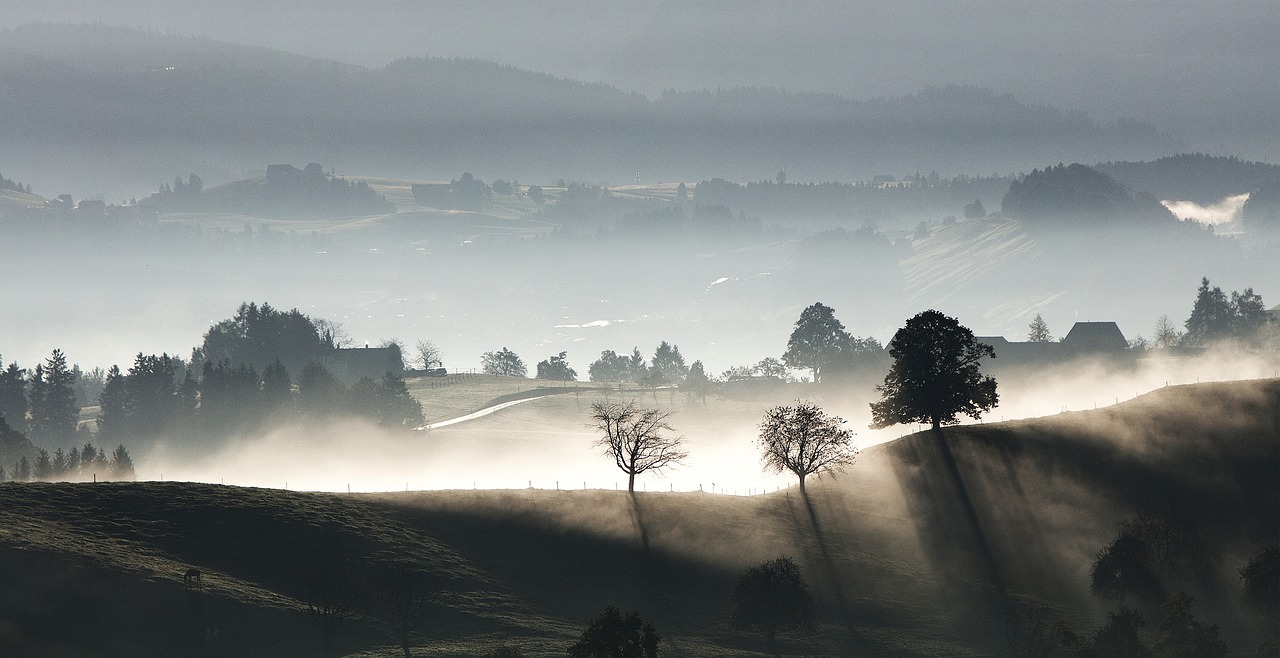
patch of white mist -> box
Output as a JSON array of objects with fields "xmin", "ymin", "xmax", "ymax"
[{"xmin": 1161, "ymin": 193, "xmax": 1250, "ymax": 225}]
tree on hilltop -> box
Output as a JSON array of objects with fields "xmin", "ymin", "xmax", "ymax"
[
  {"xmin": 415, "ymin": 339, "xmax": 442, "ymax": 370},
  {"xmin": 757, "ymin": 401, "xmax": 857, "ymax": 496},
  {"xmin": 870, "ymin": 310, "xmax": 997, "ymax": 431},
  {"xmin": 536, "ymin": 351, "xmax": 577, "ymax": 381},
  {"xmin": 481, "ymin": 347, "xmax": 527, "ymax": 377},
  {"xmin": 588, "ymin": 350, "xmax": 630, "ymax": 385},
  {"xmin": 589, "ymin": 400, "xmax": 686, "ymax": 494},
  {"xmin": 649, "ymin": 341, "xmax": 688, "ymax": 387}
]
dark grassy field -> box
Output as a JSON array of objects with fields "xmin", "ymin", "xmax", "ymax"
[{"xmin": 0, "ymin": 379, "xmax": 1276, "ymax": 656}]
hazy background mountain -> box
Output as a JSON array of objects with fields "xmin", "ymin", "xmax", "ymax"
[
  {"xmin": 6, "ymin": 0, "xmax": 1277, "ymax": 161},
  {"xmin": 0, "ymin": 22, "xmax": 1180, "ymax": 200}
]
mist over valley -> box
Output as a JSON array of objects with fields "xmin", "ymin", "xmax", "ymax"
[{"xmin": 1, "ymin": 4, "xmax": 1278, "ymax": 656}]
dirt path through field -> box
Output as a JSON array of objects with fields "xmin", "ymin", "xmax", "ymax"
[
  {"xmin": 416, "ymin": 396, "xmax": 547, "ymax": 430},
  {"xmin": 415, "ymin": 386, "xmax": 593, "ymax": 430}
]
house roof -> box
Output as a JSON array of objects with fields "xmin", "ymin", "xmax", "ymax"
[{"xmin": 1063, "ymin": 322, "xmax": 1128, "ymax": 351}]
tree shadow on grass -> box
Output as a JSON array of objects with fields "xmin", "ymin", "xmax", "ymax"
[
  {"xmin": 889, "ymin": 429, "xmax": 1014, "ymax": 647},
  {"xmin": 629, "ymin": 491, "xmax": 652, "ymax": 554}
]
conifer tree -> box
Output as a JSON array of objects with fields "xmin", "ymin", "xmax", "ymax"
[
  {"xmin": 1027, "ymin": 314, "xmax": 1054, "ymax": 342},
  {"xmin": 0, "ymin": 360, "xmax": 28, "ymax": 434},
  {"xmin": 28, "ymin": 350, "xmax": 80, "ymax": 444},
  {"xmin": 111, "ymin": 444, "xmax": 136, "ymax": 480}
]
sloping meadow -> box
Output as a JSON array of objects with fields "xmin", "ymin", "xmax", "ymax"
[{"xmin": 0, "ymin": 379, "xmax": 1275, "ymax": 656}]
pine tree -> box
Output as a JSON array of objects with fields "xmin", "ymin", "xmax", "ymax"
[
  {"xmin": 1184, "ymin": 277, "xmax": 1234, "ymax": 346},
  {"xmin": 66, "ymin": 446, "xmax": 81, "ymax": 474},
  {"xmin": 28, "ymin": 350, "xmax": 80, "ymax": 444},
  {"xmin": 97, "ymin": 365, "xmax": 128, "ymax": 442},
  {"xmin": 124, "ymin": 353, "xmax": 178, "ymax": 438},
  {"xmin": 1027, "ymin": 314, "xmax": 1054, "ymax": 342},
  {"xmin": 0, "ymin": 360, "xmax": 28, "ymax": 434},
  {"xmin": 111, "ymin": 444, "xmax": 136, "ymax": 480},
  {"xmin": 33, "ymin": 449, "xmax": 52, "ymax": 480},
  {"xmin": 52, "ymin": 447, "xmax": 68, "ymax": 477},
  {"xmin": 650, "ymin": 341, "xmax": 689, "ymax": 387}
]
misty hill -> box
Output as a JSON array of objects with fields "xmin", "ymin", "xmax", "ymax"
[
  {"xmin": 0, "ymin": 183, "xmax": 43, "ymax": 209},
  {"xmin": 1095, "ymin": 154, "xmax": 1280, "ymax": 205},
  {"xmin": 1000, "ymin": 163, "xmax": 1178, "ymax": 228},
  {"xmin": 0, "ymin": 23, "xmax": 358, "ymax": 73},
  {"xmin": 1242, "ymin": 178, "xmax": 1280, "ymax": 235},
  {"xmin": 143, "ymin": 164, "xmax": 394, "ymax": 219},
  {"xmin": 0, "ymin": 24, "xmax": 1177, "ymax": 196},
  {"xmin": 0, "ymin": 379, "xmax": 1274, "ymax": 656}
]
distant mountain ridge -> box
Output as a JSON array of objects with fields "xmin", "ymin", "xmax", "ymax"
[
  {"xmin": 0, "ymin": 23, "xmax": 359, "ymax": 72},
  {"xmin": 0, "ymin": 23, "xmax": 1179, "ymax": 196}
]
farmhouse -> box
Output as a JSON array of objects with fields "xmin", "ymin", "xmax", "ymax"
[
  {"xmin": 265, "ymin": 164, "xmax": 300, "ymax": 182},
  {"xmin": 976, "ymin": 321, "xmax": 1132, "ymax": 374},
  {"xmin": 320, "ymin": 346, "xmax": 403, "ymax": 384},
  {"xmin": 1061, "ymin": 321, "xmax": 1128, "ymax": 353}
]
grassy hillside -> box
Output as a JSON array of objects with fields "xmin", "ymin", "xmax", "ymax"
[{"xmin": 0, "ymin": 379, "xmax": 1275, "ymax": 656}]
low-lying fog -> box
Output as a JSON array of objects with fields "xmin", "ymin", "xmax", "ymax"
[
  {"xmin": 1162, "ymin": 193, "xmax": 1251, "ymax": 225},
  {"xmin": 3, "ymin": 179, "xmax": 1276, "ymax": 496},
  {"xmin": 137, "ymin": 347, "xmax": 1279, "ymax": 494}
]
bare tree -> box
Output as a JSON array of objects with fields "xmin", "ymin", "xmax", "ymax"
[
  {"xmin": 589, "ymin": 400, "xmax": 687, "ymax": 494},
  {"xmin": 758, "ymin": 401, "xmax": 857, "ymax": 495},
  {"xmin": 415, "ymin": 339, "xmax": 443, "ymax": 370},
  {"xmin": 383, "ymin": 567, "xmax": 445, "ymax": 658},
  {"xmin": 300, "ymin": 558, "xmax": 356, "ymax": 657},
  {"xmin": 315, "ymin": 318, "xmax": 354, "ymax": 349},
  {"xmin": 1152, "ymin": 314, "xmax": 1183, "ymax": 349}
]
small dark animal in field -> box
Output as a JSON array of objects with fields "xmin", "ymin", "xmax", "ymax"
[{"xmin": 185, "ymin": 568, "xmax": 203, "ymax": 589}]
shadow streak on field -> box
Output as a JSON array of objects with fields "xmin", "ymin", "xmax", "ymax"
[{"xmin": 889, "ymin": 429, "xmax": 1015, "ymax": 648}]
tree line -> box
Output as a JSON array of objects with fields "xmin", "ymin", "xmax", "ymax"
[
  {"xmin": 0, "ymin": 302, "xmax": 427, "ymax": 481},
  {"xmin": 0, "ymin": 439, "xmax": 133, "ymax": 483}
]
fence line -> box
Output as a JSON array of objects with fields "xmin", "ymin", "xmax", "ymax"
[{"xmin": 216, "ymin": 478, "xmax": 800, "ymax": 496}]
